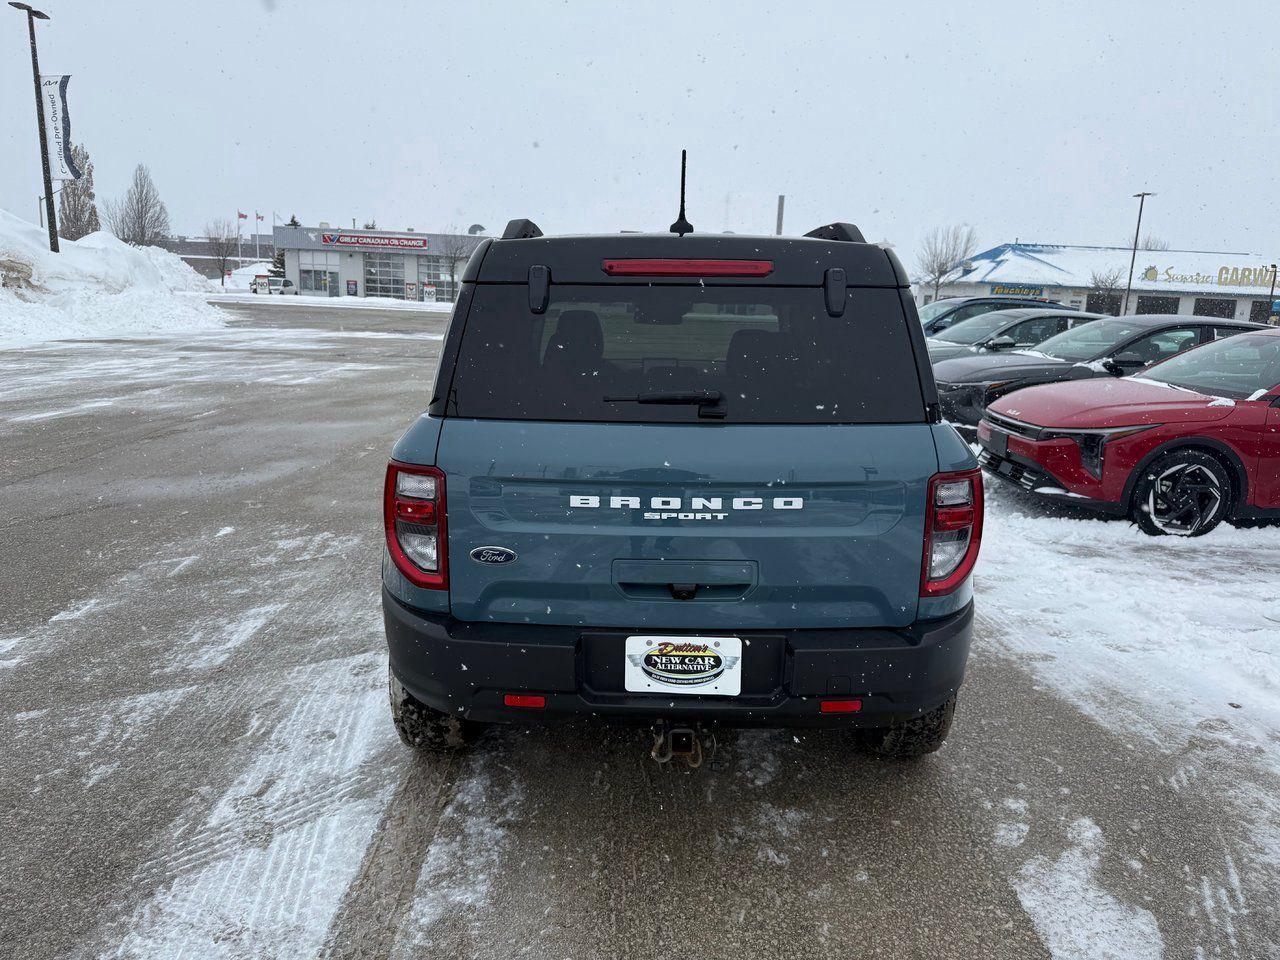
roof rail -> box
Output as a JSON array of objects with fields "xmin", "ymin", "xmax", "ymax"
[
  {"xmin": 501, "ymin": 218, "xmax": 544, "ymax": 240},
  {"xmin": 803, "ymin": 222, "xmax": 866, "ymax": 243}
]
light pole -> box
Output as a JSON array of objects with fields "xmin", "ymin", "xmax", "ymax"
[
  {"xmin": 1122, "ymin": 191, "xmax": 1154, "ymax": 316},
  {"xmin": 1269, "ymin": 263, "xmax": 1277, "ymax": 325},
  {"xmin": 10, "ymin": 2, "xmax": 58, "ymax": 252}
]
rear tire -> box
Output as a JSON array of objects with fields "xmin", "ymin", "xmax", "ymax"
[
  {"xmin": 856, "ymin": 696, "xmax": 956, "ymax": 760},
  {"xmin": 1131, "ymin": 449, "xmax": 1232, "ymax": 537},
  {"xmin": 388, "ymin": 667, "xmax": 476, "ymax": 751}
]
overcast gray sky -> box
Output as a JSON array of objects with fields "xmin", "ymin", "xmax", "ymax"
[{"xmin": 3, "ymin": 0, "xmax": 1277, "ymax": 268}]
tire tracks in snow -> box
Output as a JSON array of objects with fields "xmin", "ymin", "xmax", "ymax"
[{"xmin": 316, "ymin": 753, "xmax": 462, "ymax": 960}]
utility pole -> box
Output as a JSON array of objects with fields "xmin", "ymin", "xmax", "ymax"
[
  {"xmin": 254, "ymin": 211, "xmax": 260, "ymax": 261},
  {"xmin": 775, "ymin": 195, "xmax": 785, "ymax": 236},
  {"xmin": 11, "ymin": 2, "xmax": 58, "ymax": 252},
  {"xmin": 1122, "ymin": 191, "xmax": 1154, "ymax": 316}
]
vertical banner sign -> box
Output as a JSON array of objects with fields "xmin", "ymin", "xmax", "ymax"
[{"xmin": 39, "ymin": 75, "xmax": 82, "ymax": 180}]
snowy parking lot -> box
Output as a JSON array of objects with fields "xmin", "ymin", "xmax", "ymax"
[{"xmin": 1, "ymin": 301, "xmax": 1277, "ymax": 960}]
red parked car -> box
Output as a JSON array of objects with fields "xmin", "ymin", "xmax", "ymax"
[{"xmin": 978, "ymin": 329, "xmax": 1280, "ymax": 535}]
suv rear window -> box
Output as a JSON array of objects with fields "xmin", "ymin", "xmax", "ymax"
[{"xmin": 446, "ymin": 285, "xmax": 926, "ymax": 424}]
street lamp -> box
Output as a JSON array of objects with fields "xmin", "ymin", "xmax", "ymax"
[
  {"xmin": 1122, "ymin": 191, "xmax": 1154, "ymax": 316},
  {"xmin": 1269, "ymin": 263, "xmax": 1278, "ymax": 325},
  {"xmin": 10, "ymin": 2, "xmax": 59, "ymax": 253}
]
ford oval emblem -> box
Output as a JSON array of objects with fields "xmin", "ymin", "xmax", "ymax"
[{"xmin": 470, "ymin": 546, "xmax": 517, "ymax": 565}]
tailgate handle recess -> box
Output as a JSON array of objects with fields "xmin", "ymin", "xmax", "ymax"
[{"xmin": 669, "ymin": 582, "xmax": 698, "ymax": 601}]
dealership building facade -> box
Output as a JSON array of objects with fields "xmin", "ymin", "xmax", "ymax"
[
  {"xmin": 273, "ymin": 225, "xmax": 485, "ymax": 301},
  {"xmin": 922, "ymin": 243, "xmax": 1278, "ymax": 323}
]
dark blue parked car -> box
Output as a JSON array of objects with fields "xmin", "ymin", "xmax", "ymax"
[{"xmin": 382, "ymin": 219, "xmax": 982, "ymax": 762}]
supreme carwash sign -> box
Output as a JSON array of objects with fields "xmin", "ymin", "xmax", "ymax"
[{"xmin": 320, "ymin": 233, "xmax": 428, "ymax": 250}]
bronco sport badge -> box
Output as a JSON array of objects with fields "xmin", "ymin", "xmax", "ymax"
[{"xmin": 569, "ymin": 494, "xmax": 803, "ymax": 522}]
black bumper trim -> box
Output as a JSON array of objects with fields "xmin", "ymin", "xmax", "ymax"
[
  {"xmin": 978, "ymin": 448, "xmax": 1126, "ymax": 516},
  {"xmin": 383, "ymin": 589, "xmax": 973, "ymax": 726}
]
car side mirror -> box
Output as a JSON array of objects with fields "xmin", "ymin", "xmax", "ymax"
[
  {"xmin": 985, "ymin": 335, "xmax": 1016, "ymax": 350},
  {"xmin": 1103, "ymin": 352, "xmax": 1145, "ymax": 375}
]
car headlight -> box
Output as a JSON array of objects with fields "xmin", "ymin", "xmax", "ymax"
[{"xmin": 1039, "ymin": 425, "xmax": 1162, "ymax": 479}]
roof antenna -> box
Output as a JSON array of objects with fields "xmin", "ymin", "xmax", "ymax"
[{"xmin": 669, "ymin": 149, "xmax": 693, "ymax": 236}]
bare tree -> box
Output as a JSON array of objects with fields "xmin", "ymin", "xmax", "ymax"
[
  {"xmin": 436, "ymin": 225, "xmax": 472, "ymax": 302},
  {"xmin": 58, "ymin": 144, "xmax": 101, "ymax": 241},
  {"xmin": 103, "ymin": 164, "xmax": 171, "ymax": 246},
  {"xmin": 916, "ymin": 224, "xmax": 979, "ymax": 299},
  {"xmin": 1088, "ymin": 266, "xmax": 1124, "ymax": 291},
  {"xmin": 1139, "ymin": 234, "xmax": 1170, "ymax": 251},
  {"xmin": 205, "ymin": 219, "xmax": 238, "ymax": 287}
]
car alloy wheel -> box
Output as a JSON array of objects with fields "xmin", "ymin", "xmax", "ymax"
[{"xmin": 1146, "ymin": 462, "xmax": 1224, "ymax": 536}]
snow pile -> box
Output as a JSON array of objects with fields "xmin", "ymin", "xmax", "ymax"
[
  {"xmin": 223, "ymin": 261, "xmax": 274, "ymax": 291},
  {"xmin": 0, "ymin": 209, "xmax": 223, "ymax": 346}
]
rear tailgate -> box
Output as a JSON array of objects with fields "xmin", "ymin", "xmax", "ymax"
[{"xmin": 439, "ymin": 419, "xmax": 935, "ymax": 629}]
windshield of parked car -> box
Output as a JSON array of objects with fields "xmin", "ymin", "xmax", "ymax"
[
  {"xmin": 932, "ymin": 312, "xmax": 1021, "ymax": 344},
  {"xmin": 1138, "ymin": 333, "xmax": 1280, "ymax": 399},
  {"xmin": 1031, "ymin": 319, "xmax": 1148, "ymax": 362},
  {"xmin": 916, "ymin": 301, "xmax": 954, "ymax": 323},
  {"xmin": 449, "ymin": 285, "xmax": 927, "ymax": 423}
]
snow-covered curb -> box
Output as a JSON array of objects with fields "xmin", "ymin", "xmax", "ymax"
[{"xmin": 202, "ymin": 291, "xmax": 454, "ymax": 313}]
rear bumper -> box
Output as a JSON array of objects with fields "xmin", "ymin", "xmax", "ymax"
[{"xmin": 383, "ymin": 588, "xmax": 973, "ymax": 727}]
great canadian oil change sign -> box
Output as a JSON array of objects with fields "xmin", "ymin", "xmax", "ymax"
[{"xmin": 320, "ymin": 233, "xmax": 428, "ymax": 249}]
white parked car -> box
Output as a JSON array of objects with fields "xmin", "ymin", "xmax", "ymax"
[{"xmin": 250, "ymin": 275, "xmax": 297, "ymax": 295}]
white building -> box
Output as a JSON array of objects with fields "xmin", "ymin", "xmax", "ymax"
[
  {"xmin": 273, "ymin": 224, "xmax": 485, "ymax": 301},
  {"xmin": 921, "ymin": 243, "xmax": 1278, "ymax": 323}
]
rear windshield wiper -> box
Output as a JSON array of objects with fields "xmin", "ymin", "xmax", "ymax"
[{"xmin": 604, "ymin": 390, "xmax": 726, "ymax": 419}]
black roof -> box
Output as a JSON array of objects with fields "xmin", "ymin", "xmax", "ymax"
[{"xmin": 464, "ymin": 230, "xmax": 908, "ymax": 287}]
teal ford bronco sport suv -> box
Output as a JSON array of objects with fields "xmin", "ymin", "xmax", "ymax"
[{"xmin": 383, "ymin": 218, "xmax": 981, "ymax": 762}]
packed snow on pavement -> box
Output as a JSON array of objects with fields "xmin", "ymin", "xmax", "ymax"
[
  {"xmin": 977, "ymin": 480, "xmax": 1280, "ymax": 878},
  {"xmin": 0, "ymin": 211, "xmax": 224, "ymax": 346}
]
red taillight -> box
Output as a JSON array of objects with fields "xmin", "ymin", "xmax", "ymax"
[
  {"xmin": 601, "ymin": 258, "xmax": 773, "ymax": 277},
  {"xmin": 384, "ymin": 461, "xmax": 447, "ymax": 589},
  {"xmin": 504, "ymin": 693, "xmax": 545, "ymax": 709},
  {"xmin": 820, "ymin": 699, "xmax": 863, "ymax": 714},
  {"xmin": 921, "ymin": 468, "xmax": 983, "ymax": 597}
]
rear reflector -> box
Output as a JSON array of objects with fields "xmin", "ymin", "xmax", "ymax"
[
  {"xmin": 820, "ymin": 699, "xmax": 863, "ymax": 714},
  {"xmin": 601, "ymin": 258, "xmax": 773, "ymax": 277},
  {"xmin": 504, "ymin": 694, "xmax": 546, "ymax": 709}
]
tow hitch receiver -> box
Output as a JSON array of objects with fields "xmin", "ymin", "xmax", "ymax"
[{"xmin": 650, "ymin": 721, "xmax": 716, "ymax": 768}]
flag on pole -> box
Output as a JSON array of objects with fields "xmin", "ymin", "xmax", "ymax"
[
  {"xmin": 39, "ymin": 75, "xmax": 82, "ymax": 180},
  {"xmin": 255, "ymin": 213, "xmax": 264, "ymax": 222},
  {"xmin": 237, "ymin": 211, "xmax": 248, "ymax": 220}
]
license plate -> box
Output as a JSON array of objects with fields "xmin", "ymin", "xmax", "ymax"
[
  {"xmin": 983, "ymin": 427, "xmax": 1009, "ymax": 457},
  {"xmin": 624, "ymin": 635, "xmax": 742, "ymax": 696}
]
